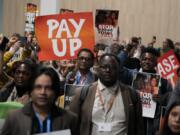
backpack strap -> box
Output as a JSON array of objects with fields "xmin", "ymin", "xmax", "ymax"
[
  {"xmin": 129, "ymin": 87, "xmax": 138, "ymax": 105},
  {"xmin": 78, "ymin": 85, "xmax": 90, "ymax": 126}
]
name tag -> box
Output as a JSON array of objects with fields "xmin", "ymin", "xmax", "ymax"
[{"xmin": 97, "ymin": 122, "xmax": 112, "ymax": 132}]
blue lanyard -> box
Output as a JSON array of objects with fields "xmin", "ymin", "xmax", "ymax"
[{"xmin": 35, "ymin": 112, "xmax": 51, "ymax": 133}]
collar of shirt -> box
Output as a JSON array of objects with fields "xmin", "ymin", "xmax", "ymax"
[
  {"xmin": 76, "ymin": 70, "xmax": 93, "ymax": 84},
  {"xmin": 34, "ymin": 112, "xmax": 52, "ymax": 133},
  {"xmin": 97, "ymin": 79, "xmax": 119, "ymax": 95}
]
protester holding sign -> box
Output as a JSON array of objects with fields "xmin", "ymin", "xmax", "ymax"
[
  {"xmin": 139, "ymin": 47, "xmax": 173, "ymax": 135},
  {"xmin": 1, "ymin": 67, "xmax": 77, "ymax": 135}
]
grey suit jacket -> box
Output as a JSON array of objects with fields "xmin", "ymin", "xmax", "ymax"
[
  {"xmin": 70, "ymin": 81, "xmax": 145, "ymax": 135},
  {"xmin": 1, "ymin": 102, "xmax": 78, "ymax": 135}
]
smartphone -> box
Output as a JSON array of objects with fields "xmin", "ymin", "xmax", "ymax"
[{"xmin": 19, "ymin": 36, "xmax": 27, "ymax": 47}]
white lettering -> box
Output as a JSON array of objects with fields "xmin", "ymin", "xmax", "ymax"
[
  {"xmin": 47, "ymin": 19, "xmax": 59, "ymax": 38},
  {"xmin": 162, "ymin": 59, "xmax": 171, "ymax": 73},
  {"xmin": 52, "ymin": 39, "xmax": 66, "ymax": 57},
  {"xmin": 168, "ymin": 55, "xmax": 179, "ymax": 70},
  {"xmin": 57, "ymin": 19, "xmax": 72, "ymax": 38},
  {"xmin": 70, "ymin": 39, "xmax": 82, "ymax": 56},
  {"xmin": 69, "ymin": 19, "xmax": 85, "ymax": 37},
  {"xmin": 157, "ymin": 63, "xmax": 166, "ymax": 76}
]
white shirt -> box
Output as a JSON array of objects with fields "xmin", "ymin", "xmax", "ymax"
[{"xmin": 91, "ymin": 80, "xmax": 127, "ymax": 135}]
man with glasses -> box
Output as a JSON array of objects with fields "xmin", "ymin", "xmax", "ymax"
[
  {"xmin": 66, "ymin": 48, "xmax": 95, "ymax": 85},
  {"xmin": 70, "ymin": 53, "xmax": 144, "ymax": 135}
]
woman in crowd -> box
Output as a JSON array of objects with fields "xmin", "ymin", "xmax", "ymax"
[{"xmin": 157, "ymin": 85, "xmax": 180, "ymax": 135}]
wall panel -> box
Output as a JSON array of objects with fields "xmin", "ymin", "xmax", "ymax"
[
  {"xmin": 2, "ymin": 0, "xmax": 39, "ymax": 37},
  {"xmin": 2, "ymin": 0, "xmax": 180, "ymax": 46},
  {"xmin": 58, "ymin": 0, "xmax": 180, "ymax": 46}
]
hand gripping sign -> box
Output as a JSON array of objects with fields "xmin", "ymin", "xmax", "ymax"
[{"xmin": 35, "ymin": 12, "xmax": 95, "ymax": 61}]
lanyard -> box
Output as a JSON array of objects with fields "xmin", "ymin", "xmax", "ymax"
[
  {"xmin": 97, "ymin": 87, "xmax": 118, "ymax": 114},
  {"xmin": 35, "ymin": 113, "xmax": 51, "ymax": 133}
]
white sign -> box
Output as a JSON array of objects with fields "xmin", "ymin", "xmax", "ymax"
[{"xmin": 34, "ymin": 129, "xmax": 71, "ymax": 135}]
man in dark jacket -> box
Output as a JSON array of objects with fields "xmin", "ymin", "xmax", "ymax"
[
  {"xmin": 70, "ymin": 53, "xmax": 144, "ymax": 135},
  {"xmin": 139, "ymin": 48, "xmax": 172, "ymax": 135}
]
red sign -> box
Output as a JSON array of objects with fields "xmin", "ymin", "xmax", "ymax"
[
  {"xmin": 35, "ymin": 12, "xmax": 95, "ymax": 61},
  {"xmin": 157, "ymin": 50, "xmax": 180, "ymax": 88}
]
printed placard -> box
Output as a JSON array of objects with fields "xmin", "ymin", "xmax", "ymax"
[
  {"xmin": 35, "ymin": 12, "xmax": 95, "ymax": 61},
  {"xmin": 157, "ymin": 50, "xmax": 180, "ymax": 88},
  {"xmin": 25, "ymin": 3, "xmax": 37, "ymax": 32},
  {"xmin": 64, "ymin": 84, "xmax": 84, "ymax": 109},
  {"xmin": 95, "ymin": 9, "xmax": 119, "ymax": 42},
  {"xmin": 132, "ymin": 72, "xmax": 161, "ymax": 118}
]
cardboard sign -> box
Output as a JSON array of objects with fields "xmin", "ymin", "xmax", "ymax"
[
  {"xmin": 35, "ymin": 12, "xmax": 95, "ymax": 61},
  {"xmin": 0, "ymin": 102, "xmax": 23, "ymax": 131},
  {"xmin": 25, "ymin": 3, "xmax": 37, "ymax": 32},
  {"xmin": 60, "ymin": 9, "xmax": 74, "ymax": 14},
  {"xmin": 95, "ymin": 9, "xmax": 119, "ymax": 43},
  {"xmin": 0, "ymin": 102, "xmax": 23, "ymax": 119},
  {"xmin": 157, "ymin": 50, "xmax": 180, "ymax": 88},
  {"xmin": 64, "ymin": 84, "xmax": 84, "ymax": 109},
  {"xmin": 132, "ymin": 72, "xmax": 161, "ymax": 118}
]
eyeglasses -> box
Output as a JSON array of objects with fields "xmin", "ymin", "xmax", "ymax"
[
  {"xmin": 33, "ymin": 84, "xmax": 52, "ymax": 90},
  {"xmin": 78, "ymin": 56, "xmax": 92, "ymax": 61}
]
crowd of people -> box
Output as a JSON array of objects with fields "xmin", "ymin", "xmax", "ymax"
[{"xmin": 0, "ymin": 32, "xmax": 180, "ymax": 135}]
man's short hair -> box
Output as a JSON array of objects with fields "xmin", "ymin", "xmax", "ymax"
[
  {"xmin": 77, "ymin": 48, "xmax": 94, "ymax": 60},
  {"xmin": 141, "ymin": 47, "xmax": 159, "ymax": 57},
  {"xmin": 99, "ymin": 53, "xmax": 121, "ymax": 67},
  {"xmin": 12, "ymin": 59, "xmax": 35, "ymax": 76}
]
